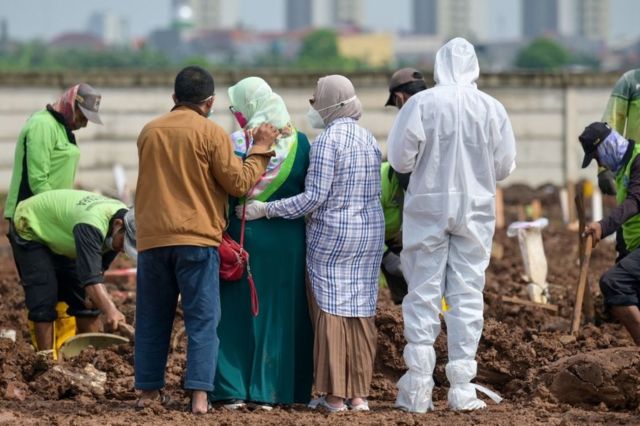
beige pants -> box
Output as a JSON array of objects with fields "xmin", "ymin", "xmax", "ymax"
[{"xmin": 306, "ymin": 279, "xmax": 377, "ymax": 399}]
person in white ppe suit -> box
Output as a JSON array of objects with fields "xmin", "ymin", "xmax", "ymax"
[{"xmin": 387, "ymin": 37, "xmax": 516, "ymax": 412}]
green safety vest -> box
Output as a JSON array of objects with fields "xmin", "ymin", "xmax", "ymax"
[
  {"xmin": 615, "ymin": 143, "xmax": 640, "ymax": 252},
  {"xmin": 13, "ymin": 189, "xmax": 126, "ymax": 258},
  {"xmin": 380, "ymin": 162, "xmax": 403, "ymax": 242}
]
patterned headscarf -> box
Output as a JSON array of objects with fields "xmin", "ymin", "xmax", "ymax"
[
  {"xmin": 597, "ymin": 129, "xmax": 629, "ymax": 173},
  {"xmin": 50, "ymin": 84, "xmax": 80, "ymax": 127},
  {"xmin": 228, "ymin": 77, "xmax": 297, "ymax": 200},
  {"xmin": 313, "ymin": 74, "xmax": 362, "ymax": 125}
]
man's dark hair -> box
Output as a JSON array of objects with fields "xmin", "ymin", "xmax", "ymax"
[
  {"xmin": 107, "ymin": 208, "xmax": 128, "ymax": 235},
  {"xmin": 174, "ymin": 66, "xmax": 215, "ymax": 104},
  {"xmin": 394, "ymin": 80, "xmax": 427, "ymax": 97}
]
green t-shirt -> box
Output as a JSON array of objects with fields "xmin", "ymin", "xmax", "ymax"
[
  {"xmin": 13, "ymin": 189, "xmax": 126, "ymax": 259},
  {"xmin": 4, "ymin": 109, "xmax": 80, "ymax": 219},
  {"xmin": 602, "ymin": 69, "xmax": 640, "ymax": 142},
  {"xmin": 380, "ymin": 162, "xmax": 403, "ymax": 244}
]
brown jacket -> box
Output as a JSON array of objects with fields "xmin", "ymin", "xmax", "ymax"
[{"xmin": 135, "ymin": 105, "xmax": 273, "ymax": 251}]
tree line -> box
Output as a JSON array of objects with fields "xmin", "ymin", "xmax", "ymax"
[{"xmin": 0, "ymin": 30, "xmax": 600, "ymax": 72}]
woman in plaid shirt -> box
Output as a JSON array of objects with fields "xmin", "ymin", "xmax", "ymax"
[{"xmin": 241, "ymin": 75, "xmax": 385, "ymax": 412}]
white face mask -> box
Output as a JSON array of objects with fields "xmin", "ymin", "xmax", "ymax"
[
  {"xmin": 306, "ymin": 106, "xmax": 325, "ymax": 129},
  {"xmin": 306, "ymin": 96, "xmax": 357, "ymax": 129}
]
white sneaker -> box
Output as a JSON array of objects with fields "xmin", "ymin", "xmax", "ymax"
[
  {"xmin": 223, "ymin": 399, "xmax": 246, "ymax": 410},
  {"xmin": 248, "ymin": 402, "xmax": 273, "ymax": 411},
  {"xmin": 347, "ymin": 399, "xmax": 370, "ymax": 411},
  {"xmin": 308, "ymin": 396, "xmax": 347, "ymax": 413}
]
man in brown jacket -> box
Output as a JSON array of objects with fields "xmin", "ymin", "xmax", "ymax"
[{"xmin": 133, "ymin": 66, "xmax": 278, "ymax": 414}]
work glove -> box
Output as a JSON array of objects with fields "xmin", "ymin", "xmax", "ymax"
[
  {"xmin": 235, "ymin": 200, "xmax": 268, "ymax": 221},
  {"xmin": 597, "ymin": 167, "xmax": 616, "ymax": 196},
  {"xmin": 381, "ymin": 251, "xmax": 403, "ymax": 276}
]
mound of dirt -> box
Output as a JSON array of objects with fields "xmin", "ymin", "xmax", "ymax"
[{"xmin": 542, "ymin": 347, "xmax": 640, "ymax": 408}]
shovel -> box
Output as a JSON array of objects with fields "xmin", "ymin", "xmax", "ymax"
[
  {"xmin": 571, "ymin": 193, "xmax": 594, "ymax": 334},
  {"xmin": 59, "ymin": 322, "xmax": 135, "ymax": 360}
]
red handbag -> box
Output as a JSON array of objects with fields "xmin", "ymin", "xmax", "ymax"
[{"xmin": 218, "ymin": 134, "xmax": 259, "ymax": 316}]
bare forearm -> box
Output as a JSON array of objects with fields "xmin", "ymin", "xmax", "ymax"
[{"xmin": 84, "ymin": 283, "xmax": 117, "ymax": 315}]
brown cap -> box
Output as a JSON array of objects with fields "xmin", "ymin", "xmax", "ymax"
[
  {"xmin": 75, "ymin": 83, "xmax": 102, "ymax": 125},
  {"xmin": 385, "ymin": 68, "xmax": 425, "ymax": 106}
]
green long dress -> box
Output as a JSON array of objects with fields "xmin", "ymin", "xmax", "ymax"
[{"xmin": 210, "ymin": 132, "xmax": 313, "ymax": 405}]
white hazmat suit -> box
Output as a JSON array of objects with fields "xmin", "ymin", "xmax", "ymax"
[{"xmin": 387, "ymin": 37, "xmax": 516, "ymax": 412}]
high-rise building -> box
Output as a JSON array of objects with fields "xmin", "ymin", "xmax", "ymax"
[
  {"xmin": 522, "ymin": 0, "xmax": 558, "ymax": 38},
  {"xmin": 521, "ymin": 0, "xmax": 609, "ymax": 42},
  {"xmin": 412, "ymin": 0, "xmax": 488, "ymax": 41},
  {"xmin": 192, "ymin": 0, "xmax": 238, "ymax": 31},
  {"xmin": 87, "ymin": 11, "xmax": 129, "ymax": 46},
  {"xmin": 0, "ymin": 19, "xmax": 8, "ymax": 46},
  {"xmin": 577, "ymin": 0, "xmax": 608, "ymax": 41},
  {"xmin": 171, "ymin": 0, "xmax": 195, "ymax": 28},
  {"xmin": 171, "ymin": 0, "xmax": 238, "ymax": 31},
  {"xmin": 285, "ymin": 0, "xmax": 364, "ymax": 31},
  {"xmin": 286, "ymin": 0, "xmax": 313, "ymax": 31},
  {"xmin": 333, "ymin": 0, "xmax": 364, "ymax": 27},
  {"xmin": 413, "ymin": 0, "xmax": 437, "ymax": 35}
]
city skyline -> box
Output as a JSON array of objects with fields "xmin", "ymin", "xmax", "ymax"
[{"xmin": 2, "ymin": 0, "xmax": 640, "ymax": 45}]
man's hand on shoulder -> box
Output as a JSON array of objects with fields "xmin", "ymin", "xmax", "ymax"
[{"xmin": 252, "ymin": 123, "xmax": 279, "ymax": 149}]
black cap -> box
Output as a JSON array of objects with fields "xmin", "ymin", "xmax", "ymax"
[{"xmin": 579, "ymin": 122, "xmax": 612, "ymax": 168}]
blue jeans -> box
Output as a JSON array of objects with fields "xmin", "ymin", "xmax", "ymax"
[{"xmin": 134, "ymin": 246, "xmax": 220, "ymax": 391}]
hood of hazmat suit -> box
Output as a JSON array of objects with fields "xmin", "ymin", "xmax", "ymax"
[{"xmin": 387, "ymin": 37, "xmax": 515, "ymax": 413}]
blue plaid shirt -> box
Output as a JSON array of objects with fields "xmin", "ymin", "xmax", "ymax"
[{"xmin": 267, "ymin": 118, "xmax": 385, "ymax": 317}]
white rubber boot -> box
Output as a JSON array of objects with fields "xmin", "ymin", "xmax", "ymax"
[
  {"xmin": 446, "ymin": 360, "xmax": 502, "ymax": 411},
  {"xmin": 395, "ymin": 344, "xmax": 435, "ymax": 413}
]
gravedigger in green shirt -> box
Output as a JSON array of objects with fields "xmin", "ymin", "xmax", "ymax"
[{"xmin": 7, "ymin": 190, "xmax": 136, "ymax": 353}]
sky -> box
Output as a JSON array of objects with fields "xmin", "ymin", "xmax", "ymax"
[{"xmin": 1, "ymin": 0, "xmax": 639, "ymax": 45}]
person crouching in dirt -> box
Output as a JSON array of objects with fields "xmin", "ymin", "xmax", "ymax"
[
  {"xmin": 6, "ymin": 189, "xmax": 136, "ymax": 354},
  {"xmin": 380, "ymin": 68, "xmax": 427, "ymax": 304},
  {"xmin": 580, "ymin": 122, "xmax": 640, "ymax": 346}
]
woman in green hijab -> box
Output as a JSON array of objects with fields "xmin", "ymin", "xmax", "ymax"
[{"xmin": 209, "ymin": 77, "xmax": 313, "ymax": 408}]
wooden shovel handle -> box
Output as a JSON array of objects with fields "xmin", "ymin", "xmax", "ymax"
[
  {"xmin": 117, "ymin": 322, "xmax": 135, "ymax": 342},
  {"xmin": 571, "ymin": 234, "xmax": 593, "ymax": 335}
]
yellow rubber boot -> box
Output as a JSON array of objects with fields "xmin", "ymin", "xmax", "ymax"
[{"xmin": 28, "ymin": 302, "xmax": 76, "ymax": 360}]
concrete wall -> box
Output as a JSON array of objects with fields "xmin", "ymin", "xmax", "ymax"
[{"xmin": 0, "ymin": 71, "xmax": 621, "ymax": 194}]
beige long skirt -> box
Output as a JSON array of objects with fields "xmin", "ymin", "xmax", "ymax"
[{"xmin": 307, "ymin": 280, "xmax": 377, "ymax": 399}]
